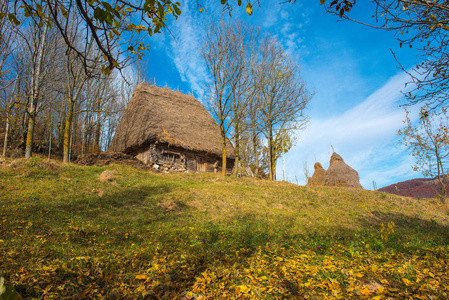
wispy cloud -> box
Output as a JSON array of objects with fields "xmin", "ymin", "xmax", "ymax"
[
  {"xmin": 279, "ymin": 71, "xmax": 420, "ymax": 188},
  {"xmin": 264, "ymin": 2, "xmax": 309, "ymax": 58},
  {"xmin": 163, "ymin": 0, "xmax": 312, "ymax": 99},
  {"xmin": 165, "ymin": 0, "xmax": 209, "ymax": 99}
]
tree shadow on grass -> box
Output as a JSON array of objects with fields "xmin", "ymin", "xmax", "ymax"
[
  {"xmin": 8, "ymin": 203, "xmax": 449, "ymax": 298},
  {"xmin": 12, "ymin": 182, "xmax": 195, "ymax": 248},
  {"xmin": 361, "ymin": 211, "xmax": 449, "ymax": 237},
  {"xmin": 62, "ymin": 187, "xmax": 163, "ymax": 215},
  {"xmin": 357, "ymin": 211, "xmax": 449, "ymax": 251}
]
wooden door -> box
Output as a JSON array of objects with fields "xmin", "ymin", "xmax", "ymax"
[{"xmin": 196, "ymin": 156, "xmax": 207, "ymax": 172}]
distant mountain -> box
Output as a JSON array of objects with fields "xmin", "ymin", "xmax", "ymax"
[{"xmin": 378, "ymin": 177, "xmax": 449, "ymax": 198}]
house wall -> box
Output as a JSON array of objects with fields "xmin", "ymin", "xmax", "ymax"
[{"xmin": 133, "ymin": 143, "xmax": 234, "ymax": 173}]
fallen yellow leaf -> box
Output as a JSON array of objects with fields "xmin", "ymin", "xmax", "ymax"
[
  {"xmin": 402, "ymin": 278, "xmax": 412, "ymax": 286},
  {"xmin": 237, "ymin": 284, "xmax": 250, "ymax": 293},
  {"xmin": 359, "ymin": 288, "xmax": 372, "ymax": 296}
]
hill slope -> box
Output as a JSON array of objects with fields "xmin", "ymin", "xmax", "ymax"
[
  {"xmin": 1, "ymin": 158, "xmax": 449, "ymax": 299},
  {"xmin": 379, "ymin": 177, "xmax": 449, "ymax": 199}
]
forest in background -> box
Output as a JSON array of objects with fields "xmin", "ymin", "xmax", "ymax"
[{"xmin": 0, "ymin": 0, "xmax": 149, "ymax": 162}]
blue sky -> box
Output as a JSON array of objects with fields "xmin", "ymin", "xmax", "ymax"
[{"xmin": 139, "ymin": 0, "xmax": 424, "ymax": 189}]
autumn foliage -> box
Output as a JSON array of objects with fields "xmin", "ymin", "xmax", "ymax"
[
  {"xmin": 398, "ymin": 106, "xmax": 449, "ymax": 203},
  {"xmin": 0, "ymin": 158, "xmax": 448, "ymax": 299}
]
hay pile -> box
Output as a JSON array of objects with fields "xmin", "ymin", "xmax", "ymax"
[
  {"xmin": 309, "ymin": 152, "xmax": 363, "ymax": 189},
  {"xmin": 324, "ymin": 153, "xmax": 363, "ymax": 188},
  {"xmin": 98, "ymin": 170, "xmax": 115, "ymax": 182},
  {"xmin": 308, "ymin": 162, "xmax": 326, "ymax": 186}
]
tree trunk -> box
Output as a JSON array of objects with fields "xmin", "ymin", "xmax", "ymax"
[
  {"xmin": 25, "ymin": 113, "xmax": 35, "ymax": 158},
  {"xmin": 48, "ymin": 132, "xmax": 51, "ymax": 161},
  {"xmin": 63, "ymin": 99, "xmax": 75, "ymax": 163},
  {"xmin": 2, "ymin": 77, "xmax": 18, "ymax": 157},
  {"xmin": 252, "ymin": 127, "xmax": 259, "ymax": 178},
  {"xmin": 233, "ymin": 155, "xmax": 239, "ymax": 177},
  {"xmin": 69, "ymin": 118, "xmax": 75, "ymax": 162},
  {"xmin": 268, "ymin": 123, "xmax": 275, "ymax": 180},
  {"xmin": 21, "ymin": 112, "xmax": 29, "ymax": 150},
  {"xmin": 2, "ymin": 116, "xmax": 9, "ymax": 157},
  {"xmin": 436, "ymin": 153, "xmax": 446, "ymax": 203},
  {"xmin": 222, "ymin": 137, "xmax": 227, "ymax": 177},
  {"xmin": 63, "ymin": 68, "xmax": 86, "ymax": 162},
  {"xmin": 25, "ymin": 23, "xmax": 49, "ymax": 158},
  {"xmin": 82, "ymin": 110, "xmax": 90, "ymax": 154},
  {"xmin": 233, "ymin": 123, "xmax": 240, "ymax": 177},
  {"xmin": 93, "ymin": 99, "xmax": 102, "ymax": 153},
  {"xmin": 94, "ymin": 120, "xmax": 101, "ymax": 153}
]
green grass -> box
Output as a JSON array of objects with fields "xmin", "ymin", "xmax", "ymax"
[{"xmin": 1, "ymin": 157, "xmax": 449, "ymax": 299}]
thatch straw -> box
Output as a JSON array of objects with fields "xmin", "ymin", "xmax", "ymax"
[
  {"xmin": 324, "ymin": 152, "xmax": 363, "ymax": 189},
  {"xmin": 308, "ymin": 162, "xmax": 326, "ymax": 186},
  {"xmin": 108, "ymin": 84, "xmax": 235, "ymax": 159}
]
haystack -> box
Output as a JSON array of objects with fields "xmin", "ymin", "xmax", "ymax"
[
  {"xmin": 324, "ymin": 152, "xmax": 363, "ymax": 189},
  {"xmin": 308, "ymin": 162, "xmax": 326, "ymax": 186},
  {"xmin": 109, "ymin": 84, "xmax": 235, "ymax": 172}
]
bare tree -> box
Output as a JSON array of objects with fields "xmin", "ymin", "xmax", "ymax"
[
  {"xmin": 2, "ymin": 75, "xmax": 19, "ymax": 156},
  {"xmin": 2, "ymin": 1, "xmax": 155, "ymax": 160},
  {"xmin": 254, "ymin": 36, "xmax": 311, "ymax": 180},
  {"xmin": 62, "ymin": 12, "xmax": 103, "ymax": 163},
  {"xmin": 2, "ymin": 47, "xmax": 29, "ymax": 153},
  {"xmin": 201, "ymin": 19, "xmax": 263, "ymax": 177},
  {"xmin": 0, "ymin": 0, "xmax": 15, "ymax": 83},
  {"xmin": 0, "ymin": 0, "xmax": 19, "ymax": 156},
  {"xmin": 246, "ymin": 94, "xmax": 262, "ymax": 177},
  {"xmin": 303, "ymin": 160, "xmax": 310, "ymax": 185},
  {"xmin": 201, "ymin": 19, "xmax": 310, "ymax": 180},
  {"xmin": 89, "ymin": 76, "xmax": 117, "ymax": 152},
  {"xmin": 78, "ymin": 67, "xmax": 136, "ymax": 154},
  {"xmin": 201, "ymin": 19, "xmax": 245, "ymax": 176},
  {"xmin": 101, "ymin": 60, "xmax": 150, "ymax": 149},
  {"xmin": 24, "ymin": 21, "xmax": 49, "ymax": 158},
  {"xmin": 228, "ymin": 22, "xmax": 259, "ymax": 177}
]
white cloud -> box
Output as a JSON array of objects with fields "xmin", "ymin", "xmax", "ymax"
[
  {"xmin": 279, "ymin": 71, "xmax": 421, "ymax": 188},
  {"xmin": 261, "ymin": 2, "xmax": 282, "ymax": 28},
  {"xmin": 280, "ymin": 10, "xmax": 289, "ymax": 20},
  {"xmin": 166, "ymin": 0, "xmax": 209, "ymax": 99},
  {"xmin": 163, "ymin": 0, "xmax": 311, "ymax": 100},
  {"xmin": 257, "ymin": 0, "xmax": 308, "ymax": 58}
]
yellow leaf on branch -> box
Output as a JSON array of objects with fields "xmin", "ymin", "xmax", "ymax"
[{"xmin": 246, "ymin": 3, "xmax": 252, "ymax": 15}]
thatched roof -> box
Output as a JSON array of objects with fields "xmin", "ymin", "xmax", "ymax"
[
  {"xmin": 324, "ymin": 152, "xmax": 363, "ymax": 189},
  {"xmin": 109, "ymin": 84, "xmax": 235, "ymax": 159},
  {"xmin": 308, "ymin": 162, "xmax": 326, "ymax": 186}
]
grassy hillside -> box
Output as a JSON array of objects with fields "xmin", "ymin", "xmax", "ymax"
[{"xmin": 1, "ymin": 157, "xmax": 449, "ymax": 299}]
